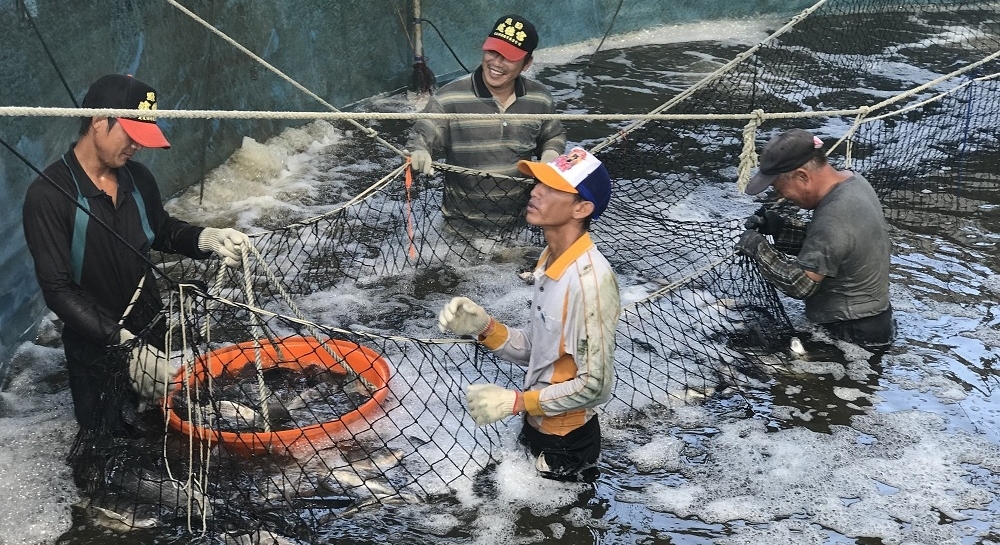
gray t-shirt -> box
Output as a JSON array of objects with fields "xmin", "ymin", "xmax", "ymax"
[{"xmin": 797, "ymin": 173, "xmax": 891, "ymax": 323}]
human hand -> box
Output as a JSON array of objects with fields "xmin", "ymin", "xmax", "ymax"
[
  {"xmin": 744, "ymin": 206, "xmax": 786, "ymax": 235},
  {"xmin": 465, "ymin": 384, "xmax": 519, "ymax": 426},
  {"xmin": 119, "ymin": 329, "xmax": 176, "ymax": 400},
  {"xmin": 199, "ymin": 227, "xmax": 251, "ymax": 268},
  {"xmin": 735, "ymin": 229, "xmax": 766, "ymax": 259},
  {"xmin": 540, "ymin": 149, "xmax": 560, "ymax": 163},
  {"xmin": 438, "ymin": 296, "xmax": 492, "ymax": 336},
  {"xmin": 409, "ymin": 149, "xmax": 434, "ymax": 175}
]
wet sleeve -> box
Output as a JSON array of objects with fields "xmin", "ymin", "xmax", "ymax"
[
  {"xmin": 23, "ymin": 179, "xmax": 122, "ymax": 345},
  {"xmin": 131, "ymin": 164, "xmax": 209, "ymax": 258},
  {"xmin": 773, "ymin": 216, "xmax": 808, "ymax": 255},
  {"xmin": 406, "ymin": 95, "xmax": 448, "ymax": 155},
  {"xmin": 537, "ymin": 91, "xmax": 566, "ymax": 158},
  {"xmin": 753, "ymin": 241, "xmax": 821, "ymax": 299}
]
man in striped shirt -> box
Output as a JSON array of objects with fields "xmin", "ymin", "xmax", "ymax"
[
  {"xmin": 438, "ymin": 147, "xmax": 620, "ymax": 480},
  {"xmin": 406, "ymin": 14, "xmax": 566, "ymax": 228}
]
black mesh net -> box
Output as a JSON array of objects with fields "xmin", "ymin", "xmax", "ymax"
[{"xmin": 64, "ymin": 1, "xmax": 1000, "ymax": 541}]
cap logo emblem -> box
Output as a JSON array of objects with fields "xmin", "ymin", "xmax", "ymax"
[
  {"xmin": 136, "ymin": 91, "xmax": 157, "ymax": 122},
  {"xmin": 553, "ymin": 148, "xmax": 589, "ymax": 172},
  {"xmin": 495, "ymin": 18, "xmax": 526, "ymax": 46}
]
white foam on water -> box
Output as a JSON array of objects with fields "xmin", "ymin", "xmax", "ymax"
[
  {"xmin": 3, "ymin": 11, "xmax": 1000, "ymax": 545},
  {"xmin": 533, "ymin": 18, "xmax": 784, "ymax": 68},
  {"xmin": 0, "ymin": 331, "xmax": 79, "ymax": 545}
]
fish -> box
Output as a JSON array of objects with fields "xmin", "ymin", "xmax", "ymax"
[
  {"xmin": 196, "ymin": 399, "xmax": 271, "ymax": 432},
  {"xmin": 111, "ymin": 467, "xmax": 214, "ymax": 520},
  {"xmin": 75, "ymin": 500, "xmax": 159, "ymax": 532},
  {"xmin": 221, "ymin": 529, "xmax": 302, "ymax": 545}
]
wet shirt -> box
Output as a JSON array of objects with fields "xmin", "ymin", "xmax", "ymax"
[
  {"xmin": 22, "ymin": 146, "xmax": 208, "ymax": 346},
  {"xmin": 406, "ymin": 67, "xmax": 566, "ymax": 222},
  {"xmin": 481, "ymin": 233, "xmax": 620, "ymax": 436},
  {"xmin": 797, "ymin": 173, "xmax": 891, "ymax": 323}
]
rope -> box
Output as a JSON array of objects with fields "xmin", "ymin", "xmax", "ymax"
[
  {"xmin": 239, "ymin": 246, "xmax": 274, "ymax": 434},
  {"xmin": 828, "ymin": 106, "xmax": 871, "ymax": 170},
  {"xmin": 583, "ymin": 0, "xmax": 626, "ymax": 74},
  {"xmin": 736, "ymin": 109, "xmax": 766, "ymax": 193},
  {"xmin": 163, "ymin": 0, "xmax": 408, "ymax": 159},
  {"xmin": 0, "ymin": 105, "xmax": 882, "ymax": 121},
  {"xmin": 624, "ymin": 251, "xmax": 740, "ymax": 309},
  {"xmin": 592, "ymin": 0, "xmax": 832, "ymax": 153},
  {"xmin": 235, "ymin": 238, "xmax": 381, "ymax": 394}
]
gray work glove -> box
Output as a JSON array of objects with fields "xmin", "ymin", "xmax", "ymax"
[
  {"xmin": 438, "ymin": 296, "xmax": 492, "ymax": 337},
  {"xmin": 735, "ymin": 229, "xmax": 767, "ymax": 259},
  {"xmin": 409, "ymin": 149, "xmax": 434, "ymax": 175},
  {"xmin": 198, "ymin": 227, "xmax": 251, "ymax": 268},
  {"xmin": 540, "ymin": 149, "xmax": 561, "ymax": 163},
  {"xmin": 118, "ymin": 329, "xmax": 176, "ymax": 400}
]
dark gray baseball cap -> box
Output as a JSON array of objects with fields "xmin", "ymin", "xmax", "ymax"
[{"xmin": 745, "ymin": 129, "xmax": 823, "ymax": 195}]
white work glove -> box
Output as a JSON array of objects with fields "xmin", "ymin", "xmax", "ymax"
[
  {"xmin": 438, "ymin": 296, "xmax": 492, "ymax": 336},
  {"xmin": 466, "ymin": 384, "xmax": 519, "ymax": 426},
  {"xmin": 198, "ymin": 227, "xmax": 251, "ymax": 268},
  {"xmin": 409, "ymin": 149, "xmax": 434, "ymax": 175},
  {"xmin": 118, "ymin": 329, "xmax": 176, "ymax": 400},
  {"xmin": 540, "ymin": 149, "xmax": 560, "ymax": 163}
]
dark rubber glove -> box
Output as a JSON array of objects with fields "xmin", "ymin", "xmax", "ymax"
[
  {"xmin": 744, "ymin": 206, "xmax": 786, "ymax": 236},
  {"xmin": 735, "ymin": 229, "xmax": 766, "ymax": 259}
]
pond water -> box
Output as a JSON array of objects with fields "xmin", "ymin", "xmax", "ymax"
[{"xmin": 1, "ymin": 12, "xmax": 998, "ymax": 545}]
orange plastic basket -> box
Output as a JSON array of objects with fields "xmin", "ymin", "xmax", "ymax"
[{"xmin": 166, "ymin": 336, "xmax": 391, "ymax": 456}]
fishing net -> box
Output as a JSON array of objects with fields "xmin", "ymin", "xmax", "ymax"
[{"xmin": 62, "ymin": 0, "xmax": 1000, "ymax": 541}]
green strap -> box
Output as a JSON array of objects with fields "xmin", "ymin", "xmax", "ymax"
[
  {"xmin": 62, "ymin": 155, "xmax": 90, "ymax": 284},
  {"xmin": 62, "ymin": 157, "xmax": 154, "ymax": 284}
]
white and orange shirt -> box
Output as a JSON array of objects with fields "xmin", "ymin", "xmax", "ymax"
[{"xmin": 481, "ymin": 233, "xmax": 620, "ymax": 436}]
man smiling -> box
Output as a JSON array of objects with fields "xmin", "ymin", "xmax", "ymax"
[{"xmin": 406, "ymin": 15, "xmax": 566, "ymax": 228}]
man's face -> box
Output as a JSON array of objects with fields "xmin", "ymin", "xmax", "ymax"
[
  {"xmin": 772, "ymin": 169, "xmax": 813, "ymax": 209},
  {"xmin": 480, "ymin": 49, "xmax": 531, "ymax": 93},
  {"xmin": 526, "ymin": 182, "xmax": 588, "ymax": 228},
  {"xmin": 93, "ymin": 118, "xmax": 142, "ymax": 169}
]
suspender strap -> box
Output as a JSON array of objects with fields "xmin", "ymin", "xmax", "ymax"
[
  {"xmin": 62, "ymin": 155, "xmax": 90, "ymax": 284},
  {"xmin": 61, "ymin": 156, "xmax": 155, "ymax": 284}
]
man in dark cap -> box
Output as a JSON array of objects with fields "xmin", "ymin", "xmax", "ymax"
[
  {"xmin": 406, "ymin": 14, "xmax": 566, "ymax": 229},
  {"xmin": 735, "ymin": 128, "xmax": 894, "ymax": 349},
  {"xmin": 22, "ymin": 73, "xmax": 252, "ymax": 437},
  {"xmin": 438, "ymin": 147, "xmax": 619, "ymax": 481}
]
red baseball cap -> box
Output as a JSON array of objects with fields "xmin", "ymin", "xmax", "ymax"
[
  {"xmin": 482, "ymin": 15, "xmax": 538, "ymax": 62},
  {"xmin": 82, "ymin": 74, "xmax": 171, "ymax": 149}
]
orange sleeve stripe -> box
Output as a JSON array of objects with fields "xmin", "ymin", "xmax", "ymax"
[
  {"xmin": 480, "ymin": 321, "xmax": 509, "ymax": 350},
  {"xmin": 523, "ymin": 389, "xmax": 543, "ymax": 416}
]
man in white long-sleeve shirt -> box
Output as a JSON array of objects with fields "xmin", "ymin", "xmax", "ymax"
[{"xmin": 438, "ymin": 147, "xmax": 620, "ymax": 480}]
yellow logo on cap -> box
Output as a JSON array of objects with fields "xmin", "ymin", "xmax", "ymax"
[
  {"xmin": 495, "ymin": 17, "xmax": 526, "ymax": 46},
  {"xmin": 136, "ymin": 91, "xmax": 158, "ymax": 122}
]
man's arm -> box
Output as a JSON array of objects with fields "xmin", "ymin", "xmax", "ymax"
[
  {"xmin": 736, "ymin": 230, "xmax": 823, "ymax": 299},
  {"xmin": 23, "ymin": 178, "xmax": 122, "ymax": 344},
  {"xmin": 406, "ymin": 95, "xmax": 448, "ymax": 157},
  {"xmin": 128, "ymin": 162, "xmax": 208, "ymax": 259},
  {"xmin": 536, "ymin": 89, "xmax": 566, "ymax": 160}
]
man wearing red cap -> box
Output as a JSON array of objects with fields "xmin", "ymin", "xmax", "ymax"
[
  {"xmin": 438, "ymin": 147, "xmax": 619, "ymax": 481},
  {"xmin": 22, "ymin": 74, "xmax": 251, "ymax": 437},
  {"xmin": 406, "ymin": 15, "xmax": 566, "ymax": 229}
]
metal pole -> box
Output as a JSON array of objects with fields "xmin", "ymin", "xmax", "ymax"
[{"xmin": 411, "ymin": 0, "xmax": 435, "ymax": 93}]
